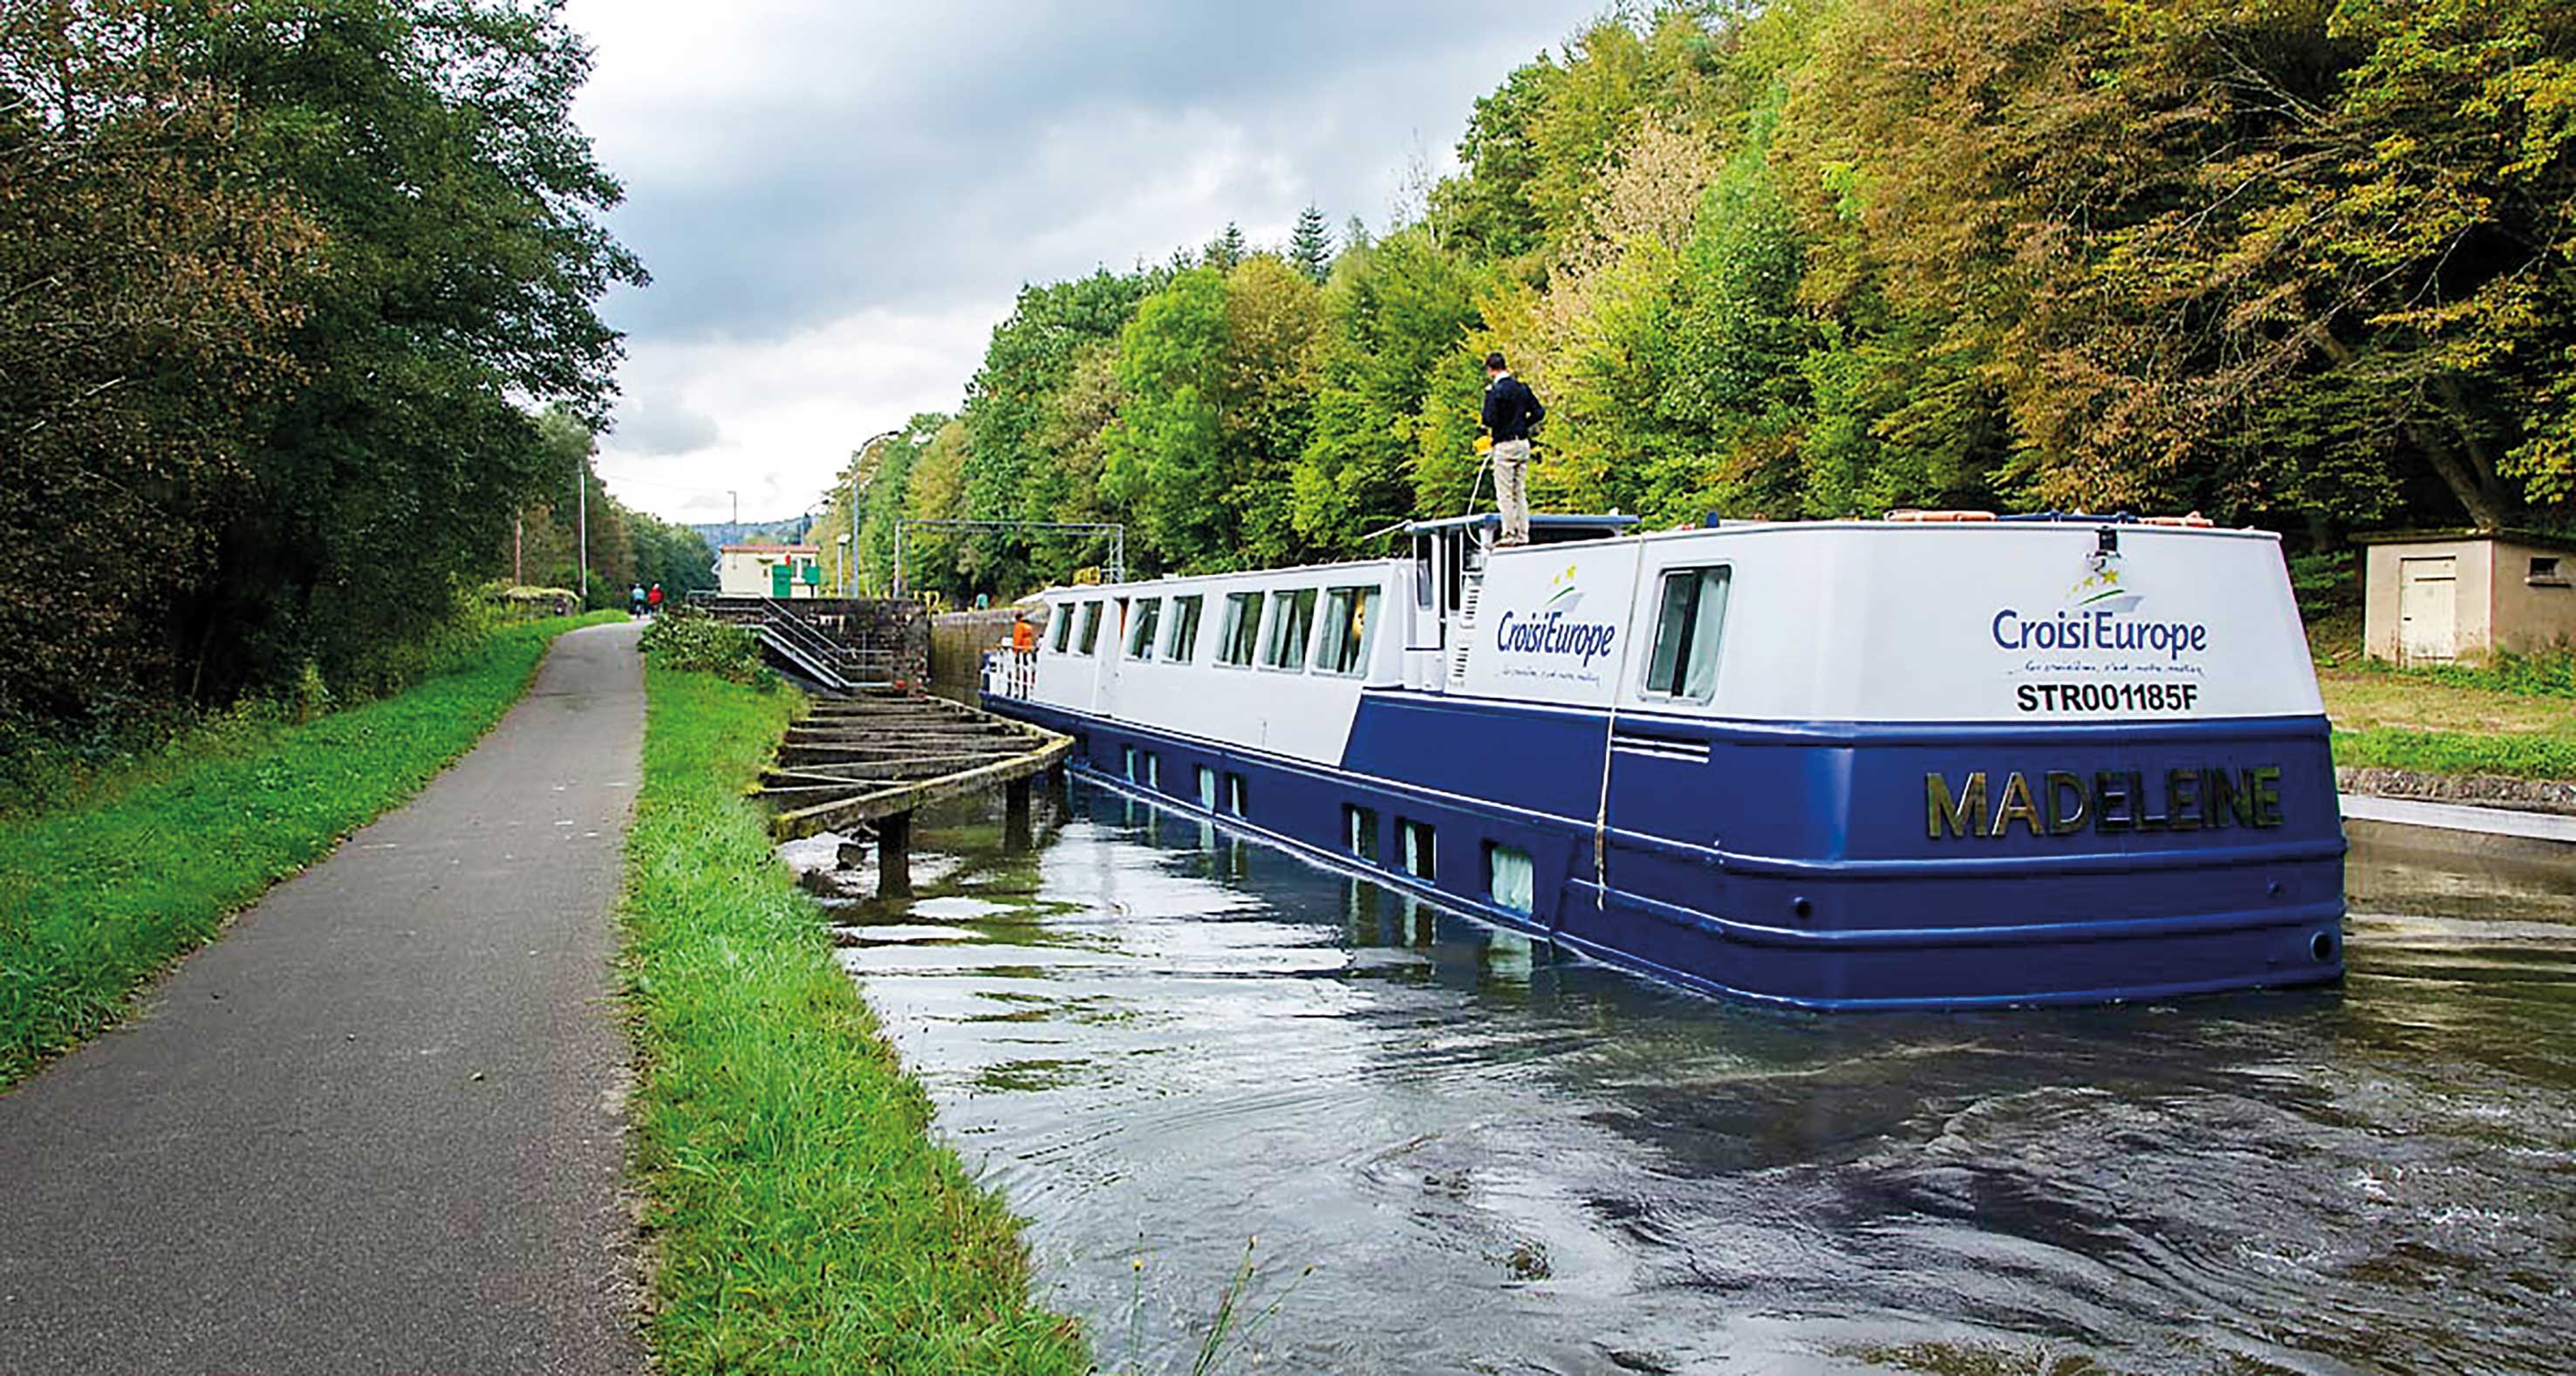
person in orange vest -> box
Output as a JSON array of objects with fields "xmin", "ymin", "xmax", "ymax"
[{"xmin": 1009, "ymin": 613, "xmax": 1038, "ymax": 654}]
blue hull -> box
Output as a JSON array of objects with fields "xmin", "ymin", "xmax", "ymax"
[{"xmin": 986, "ymin": 691, "xmax": 2347, "ymax": 1011}]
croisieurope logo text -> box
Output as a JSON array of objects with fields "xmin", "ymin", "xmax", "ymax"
[
  {"xmin": 1494, "ymin": 609, "xmax": 1618, "ymax": 666},
  {"xmin": 1991, "ymin": 609, "xmax": 2209, "ymax": 661}
]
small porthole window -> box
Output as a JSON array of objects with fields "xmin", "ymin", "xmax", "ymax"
[
  {"xmin": 1486, "ymin": 842, "xmax": 1534, "ymax": 915},
  {"xmin": 1397, "ymin": 819, "xmax": 1435, "ymax": 881},
  {"xmin": 1343, "ymin": 804, "xmax": 1380, "ymax": 861}
]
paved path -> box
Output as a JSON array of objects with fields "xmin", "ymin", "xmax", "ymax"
[
  {"xmin": 0, "ymin": 621, "xmax": 649, "ymax": 1376},
  {"xmin": 2340, "ymin": 793, "xmax": 2576, "ymax": 846}
]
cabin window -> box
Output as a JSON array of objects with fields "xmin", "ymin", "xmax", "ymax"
[
  {"xmin": 1486, "ymin": 842, "xmax": 1534, "ymax": 915},
  {"xmin": 1125, "ymin": 598, "xmax": 1163, "ymax": 660},
  {"xmin": 1315, "ymin": 585, "xmax": 1378, "ymax": 676},
  {"xmin": 1050, "ymin": 606, "xmax": 1074, "ymax": 654},
  {"xmin": 1165, "ymin": 595, "xmax": 1206, "ymax": 661},
  {"xmin": 1642, "ymin": 566, "xmax": 1732, "ymax": 702},
  {"xmin": 1122, "ymin": 746, "xmax": 1138, "ymax": 781},
  {"xmin": 1224, "ymin": 772, "xmax": 1248, "ymax": 817},
  {"xmin": 1142, "ymin": 751, "xmax": 1160, "ymax": 790},
  {"xmin": 1196, "ymin": 765, "xmax": 1218, "ymax": 810},
  {"xmin": 1413, "ymin": 538, "xmax": 1435, "ymax": 609},
  {"xmin": 1076, "ymin": 601, "xmax": 1104, "ymax": 656},
  {"xmin": 1217, "ymin": 592, "xmax": 1265, "ymax": 667},
  {"xmin": 1398, "ymin": 819, "xmax": 1436, "ymax": 880},
  {"xmin": 1343, "ymin": 804, "xmax": 1380, "ymax": 862},
  {"xmin": 1263, "ymin": 588, "xmax": 1319, "ymax": 670}
]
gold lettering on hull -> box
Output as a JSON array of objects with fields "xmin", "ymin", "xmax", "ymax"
[{"xmin": 1923, "ymin": 766, "xmax": 2283, "ymax": 839}]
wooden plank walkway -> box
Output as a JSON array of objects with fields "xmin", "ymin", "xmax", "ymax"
[{"xmin": 756, "ymin": 688, "xmax": 1069, "ymax": 895}]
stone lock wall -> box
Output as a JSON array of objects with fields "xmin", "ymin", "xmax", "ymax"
[{"xmin": 931, "ymin": 609, "xmax": 1023, "ymax": 697}]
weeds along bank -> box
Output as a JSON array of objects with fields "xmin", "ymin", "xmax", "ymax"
[
  {"xmin": 619, "ymin": 661, "xmax": 1087, "ymax": 1375},
  {"xmin": 0, "ymin": 612, "xmax": 622, "ymax": 1089}
]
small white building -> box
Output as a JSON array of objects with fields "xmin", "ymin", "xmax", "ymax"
[
  {"xmin": 2360, "ymin": 530, "xmax": 2576, "ymax": 663},
  {"xmin": 718, "ymin": 544, "xmax": 824, "ymax": 599}
]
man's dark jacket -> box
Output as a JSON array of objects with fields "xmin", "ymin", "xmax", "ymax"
[{"xmin": 1482, "ymin": 373, "xmax": 1544, "ymax": 442}]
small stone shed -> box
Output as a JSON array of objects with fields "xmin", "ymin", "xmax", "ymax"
[{"xmin": 2358, "ymin": 529, "xmax": 2576, "ymax": 663}]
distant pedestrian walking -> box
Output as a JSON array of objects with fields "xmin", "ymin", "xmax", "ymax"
[
  {"xmin": 629, "ymin": 583, "xmax": 646, "ymax": 618},
  {"xmin": 1481, "ymin": 352, "xmax": 1544, "ymax": 546},
  {"xmin": 647, "ymin": 583, "xmax": 665, "ymax": 614}
]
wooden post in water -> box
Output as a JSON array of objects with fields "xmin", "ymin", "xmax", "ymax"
[
  {"xmin": 878, "ymin": 810, "xmax": 912, "ymax": 899},
  {"xmin": 1004, "ymin": 775, "xmax": 1034, "ymax": 852}
]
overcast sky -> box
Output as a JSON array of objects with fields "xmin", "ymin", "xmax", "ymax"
[{"xmin": 558, "ymin": 0, "xmax": 1600, "ymax": 524}]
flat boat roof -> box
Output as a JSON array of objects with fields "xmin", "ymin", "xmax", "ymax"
[{"xmin": 1401, "ymin": 512, "xmax": 1641, "ymax": 535}]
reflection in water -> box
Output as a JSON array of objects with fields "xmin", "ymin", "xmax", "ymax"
[{"xmin": 812, "ymin": 784, "xmax": 2576, "ymax": 1376}]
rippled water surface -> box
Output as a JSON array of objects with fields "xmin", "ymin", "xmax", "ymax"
[{"xmin": 801, "ymin": 785, "xmax": 2576, "ymax": 1376}]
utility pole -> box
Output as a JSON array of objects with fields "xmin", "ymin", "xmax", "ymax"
[
  {"xmin": 729, "ymin": 490, "xmax": 738, "ymax": 526},
  {"xmin": 513, "ymin": 513, "xmax": 523, "ymax": 585},
  {"xmin": 576, "ymin": 451, "xmax": 588, "ymax": 603}
]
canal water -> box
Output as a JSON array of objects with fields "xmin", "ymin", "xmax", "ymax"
[{"xmin": 795, "ymin": 784, "xmax": 2576, "ymax": 1376}]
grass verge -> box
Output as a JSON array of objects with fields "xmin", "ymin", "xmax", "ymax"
[
  {"xmin": 620, "ymin": 663, "xmax": 1089, "ymax": 1375},
  {"xmin": 0, "ymin": 610, "xmax": 625, "ymax": 1089},
  {"xmin": 2320, "ymin": 657, "xmax": 2576, "ymax": 782},
  {"xmin": 2332, "ymin": 729, "xmax": 2576, "ymax": 781}
]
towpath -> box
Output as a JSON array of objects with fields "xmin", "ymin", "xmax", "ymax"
[
  {"xmin": 2340, "ymin": 793, "xmax": 2576, "ymax": 848},
  {"xmin": 0, "ymin": 621, "xmax": 649, "ymax": 1376}
]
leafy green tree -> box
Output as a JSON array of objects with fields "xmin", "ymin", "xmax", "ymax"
[
  {"xmin": 960, "ymin": 270, "xmax": 1157, "ymax": 589},
  {"xmin": 1293, "ymin": 229, "xmax": 1484, "ymax": 547},
  {"xmin": 177, "ymin": 0, "xmax": 644, "ymax": 699},
  {"xmin": 0, "ymin": 0, "xmax": 318, "ymax": 731},
  {"xmin": 1103, "ymin": 269, "xmax": 1231, "ymax": 566}
]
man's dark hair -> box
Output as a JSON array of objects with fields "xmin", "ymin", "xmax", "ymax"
[{"xmin": 1485, "ymin": 352, "xmax": 1507, "ymax": 372}]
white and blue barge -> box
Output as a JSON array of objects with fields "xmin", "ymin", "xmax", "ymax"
[{"xmin": 983, "ymin": 513, "xmax": 2346, "ymax": 1010}]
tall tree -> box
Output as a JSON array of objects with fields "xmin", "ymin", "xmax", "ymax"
[
  {"xmin": 177, "ymin": 0, "xmax": 646, "ymax": 699},
  {"xmin": 0, "ymin": 0, "xmax": 319, "ymax": 729},
  {"xmin": 1289, "ymin": 204, "xmax": 1333, "ymax": 283},
  {"xmin": 1204, "ymin": 221, "xmax": 1247, "ymax": 270}
]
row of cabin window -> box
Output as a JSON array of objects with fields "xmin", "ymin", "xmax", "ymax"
[
  {"xmin": 1054, "ymin": 564, "xmax": 1730, "ymax": 702},
  {"xmin": 1119, "ymin": 750, "xmax": 1537, "ymax": 920},
  {"xmin": 1050, "ymin": 585, "xmax": 1380, "ymax": 676},
  {"xmin": 1342, "ymin": 804, "xmax": 1533, "ymax": 915},
  {"xmin": 1113, "ymin": 749, "xmax": 1252, "ymax": 818}
]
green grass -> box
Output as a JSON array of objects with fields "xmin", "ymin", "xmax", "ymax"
[
  {"xmin": 0, "ymin": 611, "xmax": 623, "ymax": 1088},
  {"xmin": 619, "ymin": 663, "xmax": 1089, "ymax": 1375},
  {"xmin": 2320, "ymin": 649, "xmax": 2576, "ymax": 782},
  {"xmin": 2331, "ymin": 728, "xmax": 2576, "ymax": 780},
  {"xmin": 2333, "ymin": 647, "xmax": 2576, "ymax": 699}
]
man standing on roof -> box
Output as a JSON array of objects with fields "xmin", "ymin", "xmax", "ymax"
[{"xmin": 1481, "ymin": 352, "xmax": 1545, "ymax": 547}]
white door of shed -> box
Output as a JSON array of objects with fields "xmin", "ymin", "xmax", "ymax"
[{"xmin": 2399, "ymin": 556, "xmax": 2458, "ymax": 662}]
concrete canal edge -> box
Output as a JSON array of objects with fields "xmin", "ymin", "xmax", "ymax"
[
  {"xmin": 614, "ymin": 662, "xmax": 1090, "ymax": 1374},
  {"xmin": 2338, "ymin": 766, "xmax": 2576, "ymax": 862}
]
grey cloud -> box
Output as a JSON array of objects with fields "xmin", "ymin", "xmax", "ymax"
[
  {"xmin": 612, "ymin": 395, "xmax": 723, "ymax": 455},
  {"xmin": 577, "ymin": 1, "xmax": 1589, "ymax": 342}
]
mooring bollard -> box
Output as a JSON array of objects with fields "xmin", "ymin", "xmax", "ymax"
[{"xmin": 878, "ymin": 810, "xmax": 912, "ymax": 899}]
